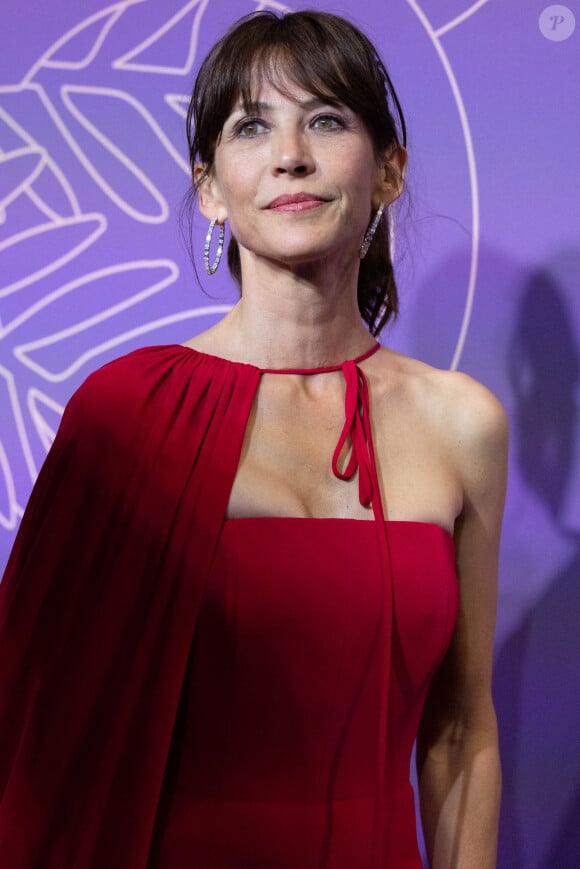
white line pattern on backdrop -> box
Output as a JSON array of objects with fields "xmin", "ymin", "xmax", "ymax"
[
  {"xmin": 408, "ymin": 0, "xmax": 482, "ymax": 371},
  {"xmin": 4, "ymin": 261, "xmax": 178, "ymax": 349},
  {"xmin": 113, "ymin": 0, "xmax": 210, "ymax": 75},
  {"xmin": 22, "ymin": 1, "xmax": 148, "ymax": 84},
  {"xmin": 0, "ymin": 439, "xmax": 21, "ymax": 531},
  {"xmin": 0, "ymin": 216, "xmax": 107, "ymax": 298},
  {"xmin": 435, "ymin": 0, "xmax": 489, "ymax": 38},
  {"xmin": 0, "ymin": 96, "xmax": 83, "ymax": 215},
  {"xmin": 15, "ymin": 305, "xmax": 234, "ymax": 383},
  {"xmin": 0, "ymin": 362, "xmax": 36, "ymax": 520}
]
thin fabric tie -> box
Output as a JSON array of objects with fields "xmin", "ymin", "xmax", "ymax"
[{"xmin": 331, "ymin": 360, "xmax": 376, "ymax": 508}]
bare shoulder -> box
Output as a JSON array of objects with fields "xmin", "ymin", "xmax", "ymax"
[
  {"xmin": 424, "ymin": 364, "xmax": 507, "ymax": 446},
  {"xmin": 374, "ymin": 348, "xmax": 509, "ymax": 480}
]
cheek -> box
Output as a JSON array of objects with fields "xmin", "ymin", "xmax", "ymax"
[
  {"xmin": 218, "ymin": 162, "xmax": 258, "ymax": 212},
  {"xmin": 332, "ymin": 144, "xmax": 376, "ymax": 197},
  {"xmin": 343, "ymin": 164, "xmax": 376, "ymax": 218},
  {"xmin": 217, "ymin": 170, "xmax": 262, "ymax": 247}
]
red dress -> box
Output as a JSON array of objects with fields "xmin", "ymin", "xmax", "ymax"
[{"xmin": 0, "ymin": 344, "xmax": 458, "ymax": 868}]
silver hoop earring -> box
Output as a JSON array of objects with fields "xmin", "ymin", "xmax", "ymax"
[
  {"xmin": 359, "ymin": 203, "xmax": 385, "ymax": 260},
  {"xmin": 204, "ymin": 218, "xmax": 225, "ymax": 275}
]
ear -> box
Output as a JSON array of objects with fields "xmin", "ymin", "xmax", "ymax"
[
  {"xmin": 193, "ymin": 163, "xmax": 228, "ymax": 223},
  {"xmin": 374, "ymin": 145, "xmax": 407, "ymax": 207}
]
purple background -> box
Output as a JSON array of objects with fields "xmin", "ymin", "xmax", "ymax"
[{"xmin": 1, "ymin": 1, "xmax": 579, "ymax": 865}]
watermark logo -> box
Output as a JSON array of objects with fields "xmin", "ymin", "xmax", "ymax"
[{"xmin": 539, "ymin": 5, "xmax": 576, "ymax": 41}]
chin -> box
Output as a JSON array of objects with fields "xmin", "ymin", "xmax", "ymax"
[
  {"xmin": 274, "ymin": 234, "xmax": 353, "ymax": 261},
  {"xmin": 271, "ymin": 247, "xmax": 341, "ymax": 269},
  {"xmin": 238, "ymin": 233, "xmax": 356, "ymax": 270}
]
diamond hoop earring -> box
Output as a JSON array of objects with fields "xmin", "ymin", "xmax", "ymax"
[
  {"xmin": 204, "ymin": 218, "xmax": 225, "ymax": 275},
  {"xmin": 359, "ymin": 203, "xmax": 385, "ymax": 260}
]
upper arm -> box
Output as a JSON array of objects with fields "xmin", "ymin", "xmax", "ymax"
[{"xmin": 420, "ymin": 375, "xmax": 509, "ymax": 746}]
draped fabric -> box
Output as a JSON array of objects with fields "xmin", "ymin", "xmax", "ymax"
[{"xmin": 0, "ymin": 345, "xmax": 260, "ymax": 866}]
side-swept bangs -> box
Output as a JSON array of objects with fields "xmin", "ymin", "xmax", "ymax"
[{"xmin": 187, "ymin": 11, "xmax": 406, "ymax": 183}]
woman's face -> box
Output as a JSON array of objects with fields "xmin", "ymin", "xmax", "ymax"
[{"xmin": 196, "ymin": 74, "xmax": 400, "ymax": 270}]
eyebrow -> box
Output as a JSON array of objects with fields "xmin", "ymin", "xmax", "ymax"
[{"xmin": 231, "ymin": 96, "xmax": 341, "ymax": 114}]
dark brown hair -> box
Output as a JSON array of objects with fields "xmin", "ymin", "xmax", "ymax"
[{"xmin": 186, "ymin": 10, "xmax": 407, "ymax": 336}]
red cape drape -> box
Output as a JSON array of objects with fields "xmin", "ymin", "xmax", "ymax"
[{"xmin": 0, "ymin": 346, "xmax": 259, "ymax": 867}]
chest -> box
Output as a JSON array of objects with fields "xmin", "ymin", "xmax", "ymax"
[{"xmin": 226, "ymin": 374, "xmax": 462, "ymax": 529}]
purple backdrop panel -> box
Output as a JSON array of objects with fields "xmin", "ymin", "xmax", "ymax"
[{"xmin": 0, "ymin": 1, "xmax": 579, "ymax": 866}]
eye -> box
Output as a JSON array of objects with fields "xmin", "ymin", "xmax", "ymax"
[
  {"xmin": 311, "ymin": 113, "xmax": 345, "ymax": 131},
  {"xmin": 234, "ymin": 117, "xmax": 267, "ymax": 138}
]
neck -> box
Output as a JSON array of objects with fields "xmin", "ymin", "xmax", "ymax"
[{"xmin": 210, "ymin": 250, "xmax": 376, "ymax": 369}]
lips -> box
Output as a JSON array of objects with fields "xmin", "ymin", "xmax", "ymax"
[{"xmin": 266, "ymin": 193, "xmax": 329, "ymax": 211}]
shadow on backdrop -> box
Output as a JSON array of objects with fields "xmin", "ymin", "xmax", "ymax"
[
  {"xmin": 407, "ymin": 243, "xmax": 580, "ymax": 867},
  {"xmin": 495, "ymin": 258, "xmax": 580, "ymax": 868}
]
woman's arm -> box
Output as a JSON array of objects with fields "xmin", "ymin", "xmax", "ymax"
[{"xmin": 417, "ymin": 376, "xmax": 508, "ymax": 868}]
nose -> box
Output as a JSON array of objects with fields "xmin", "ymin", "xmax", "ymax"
[{"xmin": 272, "ymin": 128, "xmax": 315, "ymax": 176}]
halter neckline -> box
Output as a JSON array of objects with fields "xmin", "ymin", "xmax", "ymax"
[{"xmin": 259, "ymin": 341, "xmax": 381, "ymax": 374}]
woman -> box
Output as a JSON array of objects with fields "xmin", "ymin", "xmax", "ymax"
[{"xmin": 0, "ymin": 10, "xmax": 506, "ymax": 868}]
